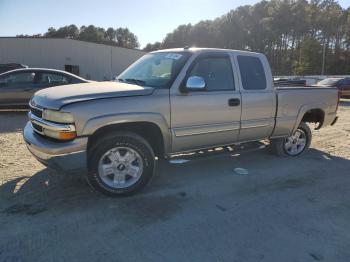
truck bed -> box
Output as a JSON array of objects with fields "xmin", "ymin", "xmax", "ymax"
[{"xmin": 272, "ymin": 86, "xmax": 338, "ymax": 137}]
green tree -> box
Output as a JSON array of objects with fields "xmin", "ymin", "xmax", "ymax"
[
  {"xmin": 105, "ymin": 27, "xmax": 116, "ymax": 41},
  {"xmin": 293, "ymin": 37, "xmax": 322, "ymax": 74},
  {"xmin": 146, "ymin": 0, "xmax": 350, "ymax": 75},
  {"xmin": 28, "ymin": 25, "xmax": 140, "ymax": 49},
  {"xmin": 143, "ymin": 42, "xmax": 162, "ymax": 52},
  {"xmin": 115, "ymin": 27, "xmax": 140, "ymax": 49}
]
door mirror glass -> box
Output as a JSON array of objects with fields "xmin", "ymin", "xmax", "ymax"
[{"xmin": 185, "ymin": 76, "xmax": 206, "ymax": 91}]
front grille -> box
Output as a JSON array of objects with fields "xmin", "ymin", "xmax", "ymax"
[
  {"xmin": 30, "ymin": 107, "xmax": 43, "ymax": 118},
  {"xmin": 32, "ymin": 122, "xmax": 43, "ymax": 133}
]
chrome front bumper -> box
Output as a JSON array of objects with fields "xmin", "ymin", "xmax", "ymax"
[{"xmin": 23, "ymin": 122, "xmax": 88, "ymax": 173}]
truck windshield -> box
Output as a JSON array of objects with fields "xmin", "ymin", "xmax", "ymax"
[{"xmin": 117, "ymin": 52, "xmax": 191, "ymax": 89}]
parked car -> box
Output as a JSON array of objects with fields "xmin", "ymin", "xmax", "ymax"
[
  {"xmin": 0, "ymin": 63, "xmax": 28, "ymax": 74},
  {"xmin": 0, "ymin": 68, "xmax": 90, "ymax": 108},
  {"xmin": 274, "ymin": 77, "xmax": 306, "ymax": 87},
  {"xmin": 315, "ymin": 77, "xmax": 350, "ymax": 98},
  {"xmin": 23, "ymin": 48, "xmax": 339, "ymax": 196}
]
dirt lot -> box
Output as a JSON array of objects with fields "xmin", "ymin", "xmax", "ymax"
[{"xmin": 0, "ymin": 101, "xmax": 350, "ymax": 262}]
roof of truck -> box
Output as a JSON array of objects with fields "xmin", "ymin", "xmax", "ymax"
[{"xmin": 151, "ymin": 47, "xmax": 262, "ymax": 56}]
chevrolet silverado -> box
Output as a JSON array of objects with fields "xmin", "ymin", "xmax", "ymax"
[{"xmin": 23, "ymin": 48, "xmax": 339, "ymax": 196}]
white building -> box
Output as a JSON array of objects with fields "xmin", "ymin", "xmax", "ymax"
[{"xmin": 0, "ymin": 37, "xmax": 146, "ymax": 81}]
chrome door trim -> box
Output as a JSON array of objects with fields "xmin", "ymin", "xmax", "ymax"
[
  {"xmin": 174, "ymin": 122, "xmax": 240, "ymax": 137},
  {"xmin": 240, "ymin": 118, "xmax": 274, "ymax": 130}
]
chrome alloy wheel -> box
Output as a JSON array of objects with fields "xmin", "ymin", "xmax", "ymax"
[
  {"xmin": 283, "ymin": 129, "xmax": 307, "ymax": 156},
  {"xmin": 98, "ymin": 147, "xmax": 144, "ymax": 189}
]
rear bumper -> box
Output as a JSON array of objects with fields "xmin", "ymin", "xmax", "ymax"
[{"xmin": 23, "ymin": 122, "xmax": 88, "ymax": 173}]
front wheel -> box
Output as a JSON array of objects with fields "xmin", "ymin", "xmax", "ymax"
[
  {"xmin": 270, "ymin": 122, "xmax": 312, "ymax": 157},
  {"xmin": 87, "ymin": 132, "xmax": 155, "ymax": 196}
]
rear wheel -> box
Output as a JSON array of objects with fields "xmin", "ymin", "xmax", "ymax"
[
  {"xmin": 87, "ymin": 132, "xmax": 155, "ymax": 196},
  {"xmin": 270, "ymin": 122, "xmax": 312, "ymax": 157}
]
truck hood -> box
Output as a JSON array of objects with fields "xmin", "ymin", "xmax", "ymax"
[{"xmin": 32, "ymin": 81, "xmax": 154, "ymax": 110}]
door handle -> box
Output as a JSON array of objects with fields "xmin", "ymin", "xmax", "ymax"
[{"xmin": 228, "ymin": 98, "xmax": 240, "ymax": 107}]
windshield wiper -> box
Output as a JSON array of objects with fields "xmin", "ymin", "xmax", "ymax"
[{"xmin": 119, "ymin": 78, "xmax": 146, "ymax": 86}]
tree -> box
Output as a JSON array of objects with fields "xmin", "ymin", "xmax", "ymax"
[
  {"xmin": 143, "ymin": 42, "xmax": 162, "ymax": 52},
  {"xmin": 293, "ymin": 37, "xmax": 322, "ymax": 75},
  {"xmin": 144, "ymin": 0, "xmax": 350, "ymax": 75},
  {"xmin": 115, "ymin": 27, "xmax": 139, "ymax": 49},
  {"xmin": 78, "ymin": 25, "xmax": 106, "ymax": 42},
  {"xmin": 29, "ymin": 25, "xmax": 140, "ymax": 49},
  {"xmin": 105, "ymin": 27, "xmax": 116, "ymax": 41}
]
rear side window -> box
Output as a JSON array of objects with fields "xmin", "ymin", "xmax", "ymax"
[
  {"xmin": 37, "ymin": 73, "xmax": 70, "ymax": 85},
  {"xmin": 188, "ymin": 56, "xmax": 235, "ymax": 91},
  {"xmin": 237, "ymin": 56, "xmax": 266, "ymax": 90}
]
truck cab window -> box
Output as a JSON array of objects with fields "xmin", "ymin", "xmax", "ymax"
[
  {"xmin": 237, "ymin": 56, "xmax": 266, "ymax": 90},
  {"xmin": 118, "ymin": 52, "xmax": 191, "ymax": 89},
  {"xmin": 189, "ymin": 56, "xmax": 234, "ymax": 91}
]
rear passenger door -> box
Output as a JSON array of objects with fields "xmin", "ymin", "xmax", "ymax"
[{"xmin": 235, "ymin": 55, "xmax": 276, "ymax": 141}]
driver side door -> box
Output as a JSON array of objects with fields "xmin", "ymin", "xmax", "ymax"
[{"xmin": 170, "ymin": 53, "xmax": 242, "ymax": 153}]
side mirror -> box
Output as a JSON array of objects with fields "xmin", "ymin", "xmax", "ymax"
[{"xmin": 184, "ymin": 76, "xmax": 206, "ymax": 92}]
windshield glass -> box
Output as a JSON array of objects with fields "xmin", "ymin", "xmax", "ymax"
[
  {"xmin": 316, "ymin": 78, "xmax": 340, "ymax": 86},
  {"xmin": 117, "ymin": 52, "xmax": 191, "ymax": 89}
]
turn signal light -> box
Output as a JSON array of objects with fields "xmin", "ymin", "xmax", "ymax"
[
  {"xmin": 58, "ymin": 131, "xmax": 77, "ymax": 140},
  {"xmin": 43, "ymin": 129, "xmax": 77, "ymax": 141}
]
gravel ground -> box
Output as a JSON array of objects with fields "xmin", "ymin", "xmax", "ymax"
[{"xmin": 0, "ymin": 101, "xmax": 350, "ymax": 262}]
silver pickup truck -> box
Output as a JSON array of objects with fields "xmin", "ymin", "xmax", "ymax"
[{"xmin": 23, "ymin": 48, "xmax": 339, "ymax": 196}]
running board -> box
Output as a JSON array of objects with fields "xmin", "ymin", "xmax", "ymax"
[{"xmin": 169, "ymin": 141, "xmax": 269, "ymax": 163}]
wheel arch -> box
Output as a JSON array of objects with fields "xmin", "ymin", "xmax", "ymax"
[
  {"xmin": 293, "ymin": 104, "xmax": 326, "ymax": 132},
  {"xmin": 84, "ymin": 114, "xmax": 171, "ymax": 158}
]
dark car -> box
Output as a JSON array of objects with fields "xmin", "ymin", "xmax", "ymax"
[
  {"xmin": 0, "ymin": 63, "xmax": 28, "ymax": 74},
  {"xmin": 0, "ymin": 68, "xmax": 90, "ymax": 108},
  {"xmin": 315, "ymin": 77, "xmax": 350, "ymax": 98}
]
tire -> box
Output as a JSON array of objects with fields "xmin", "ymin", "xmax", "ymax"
[
  {"xmin": 270, "ymin": 122, "xmax": 312, "ymax": 157},
  {"xmin": 87, "ymin": 131, "xmax": 155, "ymax": 196}
]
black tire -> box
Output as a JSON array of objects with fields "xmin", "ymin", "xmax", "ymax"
[
  {"xmin": 270, "ymin": 122, "xmax": 312, "ymax": 157},
  {"xmin": 86, "ymin": 131, "xmax": 155, "ymax": 196}
]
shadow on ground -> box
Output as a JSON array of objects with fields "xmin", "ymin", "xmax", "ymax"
[
  {"xmin": 1, "ymin": 147, "xmax": 350, "ymax": 218},
  {"xmin": 1, "ymin": 147, "xmax": 350, "ymax": 262},
  {"xmin": 0, "ymin": 110, "xmax": 28, "ymax": 133}
]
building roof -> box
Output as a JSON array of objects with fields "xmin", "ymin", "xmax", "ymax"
[{"xmin": 0, "ymin": 37, "xmax": 146, "ymax": 54}]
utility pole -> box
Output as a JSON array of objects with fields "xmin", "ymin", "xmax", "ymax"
[{"xmin": 321, "ymin": 38, "xmax": 326, "ymax": 75}]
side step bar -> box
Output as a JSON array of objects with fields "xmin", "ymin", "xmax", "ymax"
[{"xmin": 169, "ymin": 141, "xmax": 269, "ymax": 163}]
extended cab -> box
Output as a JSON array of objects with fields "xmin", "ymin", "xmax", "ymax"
[{"xmin": 23, "ymin": 48, "xmax": 339, "ymax": 196}]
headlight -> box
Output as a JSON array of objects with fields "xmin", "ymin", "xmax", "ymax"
[{"xmin": 42, "ymin": 110, "xmax": 74, "ymax": 123}]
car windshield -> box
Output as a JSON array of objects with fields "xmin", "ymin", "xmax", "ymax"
[
  {"xmin": 316, "ymin": 78, "xmax": 340, "ymax": 86},
  {"xmin": 117, "ymin": 52, "xmax": 191, "ymax": 89}
]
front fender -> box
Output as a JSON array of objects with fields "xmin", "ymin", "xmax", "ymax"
[{"xmin": 82, "ymin": 112, "xmax": 171, "ymax": 154}]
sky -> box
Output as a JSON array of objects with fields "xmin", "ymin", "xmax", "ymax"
[{"xmin": 0, "ymin": 0, "xmax": 350, "ymax": 48}]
